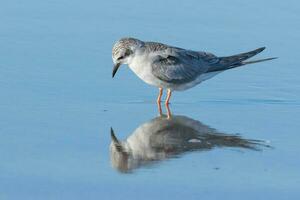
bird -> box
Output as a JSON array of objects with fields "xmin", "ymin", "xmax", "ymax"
[
  {"xmin": 110, "ymin": 113, "xmax": 270, "ymax": 173},
  {"xmin": 112, "ymin": 37, "xmax": 276, "ymax": 105}
]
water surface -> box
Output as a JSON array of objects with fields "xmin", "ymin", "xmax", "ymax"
[{"xmin": 0, "ymin": 0, "xmax": 299, "ymax": 199}]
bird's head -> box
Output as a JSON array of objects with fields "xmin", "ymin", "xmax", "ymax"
[{"xmin": 112, "ymin": 37, "xmax": 144, "ymax": 77}]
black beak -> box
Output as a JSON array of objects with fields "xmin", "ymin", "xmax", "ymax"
[
  {"xmin": 110, "ymin": 128, "xmax": 120, "ymax": 144},
  {"xmin": 112, "ymin": 63, "xmax": 121, "ymax": 78},
  {"xmin": 111, "ymin": 127, "xmax": 124, "ymax": 152}
]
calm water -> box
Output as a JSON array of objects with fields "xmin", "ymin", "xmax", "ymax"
[{"xmin": 0, "ymin": 0, "xmax": 299, "ymax": 199}]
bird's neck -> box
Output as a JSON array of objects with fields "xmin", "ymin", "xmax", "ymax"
[{"xmin": 127, "ymin": 51, "xmax": 147, "ymax": 74}]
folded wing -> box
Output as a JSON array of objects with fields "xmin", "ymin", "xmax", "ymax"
[{"xmin": 151, "ymin": 48, "xmax": 219, "ymax": 84}]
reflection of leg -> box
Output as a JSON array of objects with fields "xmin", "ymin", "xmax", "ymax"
[
  {"xmin": 166, "ymin": 103, "xmax": 172, "ymax": 119},
  {"xmin": 165, "ymin": 89, "xmax": 172, "ymax": 105},
  {"xmin": 157, "ymin": 101, "xmax": 163, "ymax": 116},
  {"xmin": 156, "ymin": 88, "xmax": 163, "ymax": 104}
]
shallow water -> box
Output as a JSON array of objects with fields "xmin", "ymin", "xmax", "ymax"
[{"xmin": 0, "ymin": 0, "xmax": 300, "ymax": 199}]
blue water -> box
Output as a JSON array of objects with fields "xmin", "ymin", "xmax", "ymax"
[{"xmin": 0, "ymin": 0, "xmax": 299, "ymax": 199}]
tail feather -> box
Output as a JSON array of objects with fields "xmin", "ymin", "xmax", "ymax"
[
  {"xmin": 219, "ymin": 47, "xmax": 266, "ymax": 66},
  {"xmin": 242, "ymin": 57, "xmax": 278, "ymax": 65},
  {"xmin": 208, "ymin": 47, "xmax": 276, "ymax": 72}
]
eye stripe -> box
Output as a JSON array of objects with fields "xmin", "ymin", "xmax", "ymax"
[{"xmin": 117, "ymin": 56, "xmax": 124, "ymax": 60}]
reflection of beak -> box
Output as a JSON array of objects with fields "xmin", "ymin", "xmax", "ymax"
[
  {"xmin": 112, "ymin": 63, "xmax": 121, "ymax": 78},
  {"xmin": 110, "ymin": 128, "xmax": 120, "ymax": 144},
  {"xmin": 110, "ymin": 127, "xmax": 124, "ymax": 152}
]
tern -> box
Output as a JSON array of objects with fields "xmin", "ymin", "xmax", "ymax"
[{"xmin": 112, "ymin": 38, "xmax": 276, "ymax": 104}]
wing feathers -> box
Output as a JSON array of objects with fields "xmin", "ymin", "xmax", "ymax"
[{"xmin": 151, "ymin": 47, "xmax": 218, "ymax": 84}]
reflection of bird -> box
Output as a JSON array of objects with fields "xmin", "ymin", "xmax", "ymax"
[
  {"xmin": 112, "ymin": 38, "xmax": 276, "ymax": 104},
  {"xmin": 110, "ymin": 114, "xmax": 270, "ymax": 173}
]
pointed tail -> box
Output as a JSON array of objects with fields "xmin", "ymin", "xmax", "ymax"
[
  {"xmin": 208, "ymin": 47, "xmax": 277, "ymax": 72},
  {"xmin": 242, "ymin": 57, "xmax": 278, "ymax": 65}
]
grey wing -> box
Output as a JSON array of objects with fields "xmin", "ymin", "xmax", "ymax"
[{"xmin": 151, "ymin": 48, "xmax": 219, "ymax": 84}]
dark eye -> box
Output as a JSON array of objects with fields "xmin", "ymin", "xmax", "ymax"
[
  {"xmin": 117, "ymin": 56, "xmax": 124, "ymax": 60},
  {"xmin": 117, "ymin": 49, "xmax": 132, "ymax": 60}
]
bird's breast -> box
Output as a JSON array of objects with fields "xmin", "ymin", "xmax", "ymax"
[{"xmin": 128, "ymin": 55, "xmax": 162, "ymax": 87}]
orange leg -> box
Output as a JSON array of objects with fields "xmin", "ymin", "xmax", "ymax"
[
  {"xmin": 157, "ymin": 101, "xmax": 163, "ymax": 116},
  {"xmin": 165, "ymin": 103, "xmax": 172, "ymax": 119},
  {"xmin": 165, "ymin": 89, "xmax": 172, "ymax": 105},
  {"xmin": 156, "ymin": 88, "xmax": 163, "ymax": 104}
]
